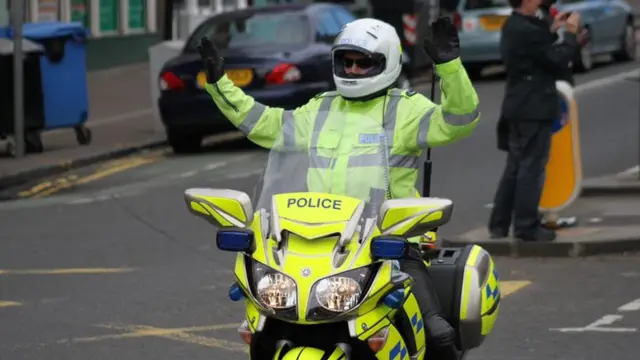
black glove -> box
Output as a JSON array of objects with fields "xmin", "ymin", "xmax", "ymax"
[
  {"xmin": 423, "ymin": 17, "xmax": 460, "ymax": 65},
  {"xmin": 197, "ymin": 37, "xmax": 225, "ymax": 83}
]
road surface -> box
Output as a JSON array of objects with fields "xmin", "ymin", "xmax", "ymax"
[{"xmin": 1, "ymin": 60, "xmax": 639, "ymax": 360}]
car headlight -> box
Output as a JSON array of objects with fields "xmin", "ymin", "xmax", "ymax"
[
  {"xmin": 307, "ymin": 265, "xmax": 376, "ymax": 320},
  {"xmin": 249, "ymin": 259, "xmax": 297, "ymax": 310}
]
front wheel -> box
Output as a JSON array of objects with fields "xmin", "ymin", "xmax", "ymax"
[
  {"xmin": 276, "ymin": 345, "xmax": 349, "ymax": 360},
  {"xmin": 277, "ymin": 347, "xmax": 328, "ymax": 360}
]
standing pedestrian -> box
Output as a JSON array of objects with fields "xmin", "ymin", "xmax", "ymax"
[{"xmin": 488, "ymin": 0, "xmax": 581, "ymax": 241}]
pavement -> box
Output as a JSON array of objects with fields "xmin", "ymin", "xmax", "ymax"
[
  {"xmin": 446, "ymin": 193, "xmax": 640, "ymax": 257},
  {"xmin": 0, "ymin": 63, "xmax": 165, "ymax": 189},
  {"xmin": 444, "ymin": 166, "xmax": 640, "ymax": 257},
  {"xmin": 581, "ymin": 165, "xmax": 640, "ymax": 195}
]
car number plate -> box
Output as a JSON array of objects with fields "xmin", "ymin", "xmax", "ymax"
[
  {"xmin": 196, "ymin": 72, "xmax": 208, "ymax": 89},
  {"xmin": 226, "ymin": 69, "xmax": 254, "ymax": 87},
  {"xmin": 196, "ymin": 69, "xmax": 253, "ymax": 89},
  {"xmin": 479, "ymin": 15, "xmax": 507, "ymax": 31}
]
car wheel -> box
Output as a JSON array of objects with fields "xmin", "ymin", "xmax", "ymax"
[
  {"xmin": 573, "ymin": 32, "xmax": 593, "ymax": 73},
  {"xmin": 613, "ymin": 22, "xmax": 636, "ymax": 62},
  {"xmin": 167, "ymin": 130, "xmax": 202, "ymax": 154}
]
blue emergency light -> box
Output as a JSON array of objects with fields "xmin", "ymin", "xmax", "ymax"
[
  {"xmin": 370, "ymin": 236, "xmax": 409, "ymax": 260},
  {"xmin": 382, "ymin": 288, "xmax": 405, "ymax": 309},
  {"xmin": 216, "ymin": 229, "xmax": 255, "ymax": 252},
  {"xmin": 228, "ymin": 282, "xmax": 246, "ymax": 302}
]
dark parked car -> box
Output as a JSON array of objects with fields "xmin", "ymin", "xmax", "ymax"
[{"xmin": 159, "ymin": 3, "xmax": 365, "ymax": 153}]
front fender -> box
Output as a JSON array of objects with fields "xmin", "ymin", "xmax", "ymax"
[{"xmin": 275, "ymin": 345, "xmax": 347, "ymax": 360}]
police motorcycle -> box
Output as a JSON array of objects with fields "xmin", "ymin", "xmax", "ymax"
[{"xmin": 183, "ymin": 111, "xmax": 501, "ymax": 360}]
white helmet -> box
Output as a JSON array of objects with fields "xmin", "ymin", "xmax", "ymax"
[{"xmin": 332, "ymin": 18, "xmax": 403, "ymax": 100}]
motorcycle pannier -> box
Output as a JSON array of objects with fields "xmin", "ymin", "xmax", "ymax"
[{"xmin": 428, "ymin": 244, "xmax": 500, "ymax": 351}]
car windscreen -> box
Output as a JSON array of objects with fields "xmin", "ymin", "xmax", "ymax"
[
  {"xmin": 464, "ymin": 0, "xmax": 509, "ymax": 10},
  {"xmin": 185, "ymin": 12, "xmax": 310, "ymax": 52}
]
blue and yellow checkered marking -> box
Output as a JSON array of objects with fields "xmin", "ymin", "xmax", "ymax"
[
  {"xmin": 389, "ymin": 341, "xmax": 408, "ymax": 360},
  {"xmin": 485, "ymin": 268, "xmax": 500, "ymax": 299},
  {"xmin": 411, "ymin": 313, "xmax": 424, "ymax": 334}
]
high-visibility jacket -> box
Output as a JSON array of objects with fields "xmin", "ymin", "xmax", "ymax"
[{"xmin": 205, "ymin": 57, "xmax": 480, "ymax": 203}]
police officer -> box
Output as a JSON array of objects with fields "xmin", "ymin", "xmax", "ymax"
[{"xmin": 198, "ymin": 17, "xmax": 480, "ymax": 359}]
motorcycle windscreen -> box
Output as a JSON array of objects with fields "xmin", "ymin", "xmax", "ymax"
[{"xmin": 253, "ymin": 110, "xmax": 391, "ymax": 223}]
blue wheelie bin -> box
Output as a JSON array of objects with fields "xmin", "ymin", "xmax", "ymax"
[{"xmin": 20, "ymin": 22, "xmax": 92, "ymax": 146}]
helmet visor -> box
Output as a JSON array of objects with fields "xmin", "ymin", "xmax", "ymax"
[{"xmin": 333, "ymin": 47, "xmax": 386, "ymax": 79}]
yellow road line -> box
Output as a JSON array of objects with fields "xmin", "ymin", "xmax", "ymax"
[
  {"xmin": 501, "ymin": 280, "xmax": 532, "ymax": 296},
  {"xmin": 151, "ymin": 328, "xmax": 248, "ymax": 353},
  {"xmin": 18, "ymin": 181, "xmax": 53, "ymax": 197},
  {"xmin": 18, "ymin": 175, "xmax": 81, "ymax": 197},
  {"xmin": 0, "ymin": 301, "xmax": 22, "ymax": 308},
  {"xmin": 61, "ymin": 323, "xmax": 239, "ymax": 344},
  {"xmin": 17, "ymin": 130, "xmax": 244, "ymax": 199},
  {"xmin": 63, "ymin": 323, "xmax": 248, "ymax": 353},
  {"xmin": 73, "ymin": 159, "xmax": 155, "ymax": 186},
  {"xmin": 0, "ymin": 267, "xmax": 136, "ymax": 275},
  {"xmin": 31, "ymin": 156, "xmax": 160, "ymax": 199}
]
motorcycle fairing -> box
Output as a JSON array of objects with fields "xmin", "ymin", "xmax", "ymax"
[{"xmin": 234, "ymin": 201, "xmax": 425, "ymax": 359}]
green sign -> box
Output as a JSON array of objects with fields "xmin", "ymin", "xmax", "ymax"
[
  {"xmin": 71, "ymin": 0, "xmax": 89, "ymax": 27},
  {"xmin": 128, "ymin": 0, "xmax": 145, "ymax": 30},
  {"xmin": 99, "ymin": 0, "xmax": 119, "ymax": 33}
]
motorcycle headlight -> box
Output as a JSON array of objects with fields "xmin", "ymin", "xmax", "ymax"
[
  {"xmin": 315, "ymin": 276, "xmax": 362, "ymax": 311},
  {"xmin": 307, "ymin": 265, "xmax": 377, "ymax": 320},
  {"xmin": 256, "ymin": 272, "xmax": 297, "ymax": 309},
  {"xmin": 249, "ymin": 259, "xmax": 297, "ymax": 310}
]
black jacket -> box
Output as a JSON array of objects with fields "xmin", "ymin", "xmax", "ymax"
[
  {"xmin": 499, "ymin": 11, "xmax": 578, "ymax": 122},
  {"xmin": 539, "ymin": 6, "xmax": 576, "ymax": 85}
]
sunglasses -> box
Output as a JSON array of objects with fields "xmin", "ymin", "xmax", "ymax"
[{"xmin": 343, "ymin": 57, "xmax": 374, "ymax": 68}]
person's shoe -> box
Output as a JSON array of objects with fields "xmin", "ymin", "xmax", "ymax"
[{"xmin": 515, "ymin": 228, "xmax": 556, "ymax": 242}]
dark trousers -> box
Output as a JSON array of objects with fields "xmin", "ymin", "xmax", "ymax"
[
  {"xmin": 489, "ymin": 121, "xmax": 553, "ymax": 237},
  {"xmin": 401, "ymin": 255, "xmax": 460, "ymax": 360}
]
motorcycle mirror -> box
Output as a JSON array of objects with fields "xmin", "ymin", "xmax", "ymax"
[
  {"xmin": 184, "ymin": 188, "xmax": 254, "ymax": 228},
  {"xmin": 377, "ymin": 197, "xmax": 454, "ymax": 238}
]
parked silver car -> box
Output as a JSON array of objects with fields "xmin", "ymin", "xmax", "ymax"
[{"xmin": 443, "ymin": 0, "xmax": 637, "ymax": 76}]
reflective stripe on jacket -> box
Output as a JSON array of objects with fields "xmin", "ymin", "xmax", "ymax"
[{"xmin": 205, "ymin": 57, "xmax": 480, "ymax": 200}]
